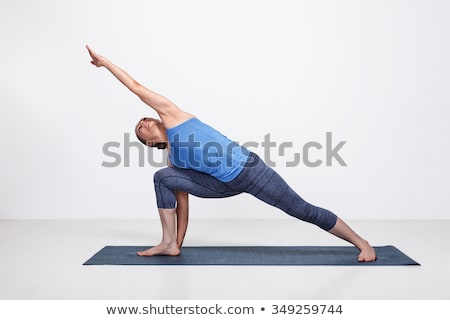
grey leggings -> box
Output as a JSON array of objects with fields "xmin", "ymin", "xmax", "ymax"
[{"xmin": 154, "ymin": 152, "xmax": 337, "ymax": 231}]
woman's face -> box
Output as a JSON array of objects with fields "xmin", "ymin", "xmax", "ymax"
[{"xmin": 135, "ymin": 117, "xmax": 166, "ymax": 145}]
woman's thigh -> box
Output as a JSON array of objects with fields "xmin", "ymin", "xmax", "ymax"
[{"xmin": 154, "ymin": 167, "xmax": 241, "ymax": 202}]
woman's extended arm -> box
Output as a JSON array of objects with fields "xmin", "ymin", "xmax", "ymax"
[
  {"xmin": 175, "ymin": 191, "xmax": 189, "ymax": 248},
  {"xmin": 86, "ymin": 45, "xmax": 178, "ymax": 119}
]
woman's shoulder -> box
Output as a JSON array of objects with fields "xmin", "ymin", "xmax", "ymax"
[{"xmin": 164, "ymin": 111, "xmax": 196, "ymax": 129}]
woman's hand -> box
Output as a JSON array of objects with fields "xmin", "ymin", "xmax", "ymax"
[{"xmin": 86, "ymin": 45, "xmax": 107, "ymax": 67}]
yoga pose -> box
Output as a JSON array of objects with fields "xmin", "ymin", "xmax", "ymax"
[{"xmin": 86, "ymin": 45, "xmax": 376, "ymax": 262}]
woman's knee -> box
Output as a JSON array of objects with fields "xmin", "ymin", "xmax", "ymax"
[
  {"xmin": 153, "ymin": 168, "xmax": 177, "ymax": 208},
  {"xmin": 153, "ymin": 167, "xmax": 173, "ymax": 185}
]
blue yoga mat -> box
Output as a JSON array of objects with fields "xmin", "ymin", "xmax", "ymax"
[{"xmin": 83, "ymin": 245, "xmax": 419, "ymax": 266}]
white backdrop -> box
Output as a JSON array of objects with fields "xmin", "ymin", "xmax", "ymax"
[{"xmin": 1, "ymin": 0, "xmax": 449, "ymax": 220}]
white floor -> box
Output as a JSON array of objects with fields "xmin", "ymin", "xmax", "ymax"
[{"xmin": 0, "ymin": 219, "xmax": 448, "ymax": 300}]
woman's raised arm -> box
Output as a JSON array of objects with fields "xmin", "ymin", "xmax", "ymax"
[{"xmin": 86, "ymin": 45, "xmax": 178, "ymax": 119}]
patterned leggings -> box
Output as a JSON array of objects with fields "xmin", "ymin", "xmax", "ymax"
[{"xmin": 153, "ymin": 152, "xmax": 337, "ymax": 231}]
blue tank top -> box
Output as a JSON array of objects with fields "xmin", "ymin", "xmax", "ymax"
[{"xmin": 166, "ymin": 118, "xmax": 250, "ymax": 182}]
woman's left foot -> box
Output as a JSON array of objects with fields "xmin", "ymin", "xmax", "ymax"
[{"xmin": 358, "ymin": 241, "xmax": 377, "ymax": 262}]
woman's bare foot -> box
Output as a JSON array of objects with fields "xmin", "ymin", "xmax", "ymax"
[
  {"xmin": 357, "ymin": 240, "xmax": 377, "ymax": 262},
  {"xmin": 328, "ymin": 218, "xmax": 377, "ymax": 262},
  {"xmin": 137, "ymin": 241, "xmax": 181, "ymax": 257}
]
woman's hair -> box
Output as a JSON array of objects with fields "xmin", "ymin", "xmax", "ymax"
[
  {"xmin": 149, "ymin": 142, "xmax": 168, "ymax": 149},
  {"xmin": 135, "ymin": 118, "xmax": 167, "ymax": 149}
]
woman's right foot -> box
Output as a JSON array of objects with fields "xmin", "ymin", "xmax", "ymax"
[{"xmin": 137, "ymin": 242, "xmax": 180, "ymax": 257}]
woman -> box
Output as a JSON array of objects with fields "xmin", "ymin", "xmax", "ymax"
[{"xmin": 86, "ymin": 45, "xmax": 376, "ymax": 262}]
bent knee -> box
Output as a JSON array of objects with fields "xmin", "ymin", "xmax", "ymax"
[{"xmin": 153, "ymin": 167, "xmax": 174, "ymax": 185}]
